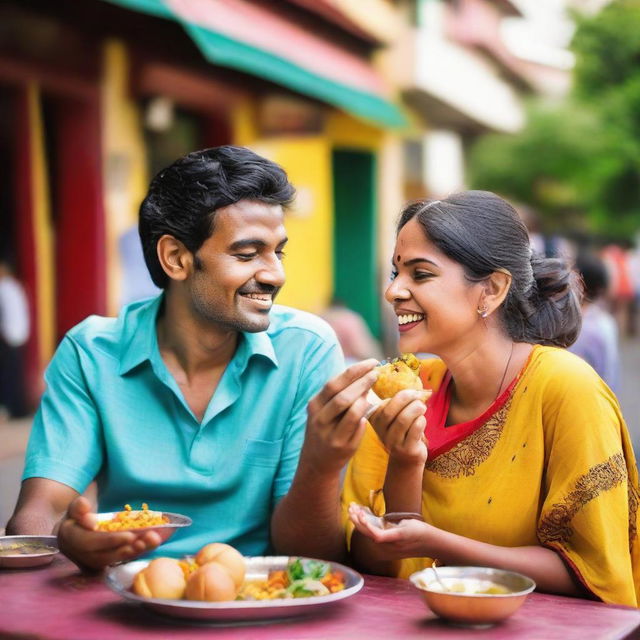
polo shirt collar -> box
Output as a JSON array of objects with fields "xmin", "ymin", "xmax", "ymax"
[
  {"xmin": 239, "ymin": 326, "xmax": 279, "ymax": 369},
  {"xmin": 118, "ymin": 295, "xmax": 163, "ymax": 375},
  {"xmin": 118, "ymin": 294, "xmax": 279, "ymax": 375}
]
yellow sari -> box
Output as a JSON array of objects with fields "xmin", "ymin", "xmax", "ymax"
[{"xmin": 342, "ymin": 345, "xmax": 640, "ymax": 607}]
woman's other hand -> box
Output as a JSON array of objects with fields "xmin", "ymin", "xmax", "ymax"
[{"xmin": 348, "ymin": 502, "xmax": 432, "ymax": 560}]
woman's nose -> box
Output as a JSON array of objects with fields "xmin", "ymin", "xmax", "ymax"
[{"xmin": 385, "ymin": 277, "xmax": 410, "ymax": 303}]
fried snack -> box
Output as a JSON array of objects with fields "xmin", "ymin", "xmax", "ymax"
[
  {"xmin": 132, "ymin": 557, "xmax": 186, "ymax": 599},
  {"xmin": 195, "ymin": 542, "xmax": 245, "ymax": 588},
  {"xmin": 96, "ymin": 503, "xmax": 169, "ymax": 531},
  {"xmin": 372, "ymin": 353, "xmax": 430, "ymax": 401}
]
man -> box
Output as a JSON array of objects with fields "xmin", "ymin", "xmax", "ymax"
[{"xmin": 7, "ymin": 146, "xmax": 378, "ymax": 569}]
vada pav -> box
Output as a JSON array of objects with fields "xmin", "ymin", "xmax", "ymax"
[
  {"xmin": 372, "ymin": 353, "xmax": 430, "ymax": 401},
  {"xmin": 132, "ymin": 557, "xmax": 186, "ymax": 599}
]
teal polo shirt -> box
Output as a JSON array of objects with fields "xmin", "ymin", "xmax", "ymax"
[{"xmin": 24, "ymin": 295, "xmax": 344, "ymax": 557}]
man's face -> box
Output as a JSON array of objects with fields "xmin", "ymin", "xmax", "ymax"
[{"xmin": 187, "ymin": 200, "xmax": 287, "ymax": 333}]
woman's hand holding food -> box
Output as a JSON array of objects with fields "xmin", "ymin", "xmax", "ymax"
[
  {"xmin": 348, "ymin": 502, "xmax": 434, "ymax": 560},
  {"xmin": 368, "ymin": 390, "xmax": 428, "ymax": 466},
  {"xmin": 301, "ymin": 359, "xmax": 380, "ymax": 475},
  {"xmin": 58, "ymin": 496, "xmax": 162, "ymax": 571}
]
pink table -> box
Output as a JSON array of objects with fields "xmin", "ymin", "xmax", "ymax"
[{"xmin": 1, "ymin": 556, "xmax": 639, "ymax": 640}]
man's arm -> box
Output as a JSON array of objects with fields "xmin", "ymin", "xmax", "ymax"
[
  {"xmin": 270, "ymin": 360, "xmax": 379, "ymax": 561},
  {"xmin": 6, "ymin": 477, "xmax": 77, "ymax": 535}
]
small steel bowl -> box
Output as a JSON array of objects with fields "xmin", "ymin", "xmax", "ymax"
[
  {"xmin": 0, "ymin": 535, "xmax": 60, "ymax": 569},
  {"xmin": 409, "ymin": 565, "xmax": 536, "ymax": 628},
  {"xmin": 381, "ymin": 512, "xmax": 425, "ymax": 528},
  {"xmin": 94, "ymin": 511, "xmax": 192, "ymax": 544}
]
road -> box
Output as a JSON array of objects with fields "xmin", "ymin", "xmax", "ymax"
[{"xmin": 2, "ymin": 338, "xmax": 640, "ymax": 531}]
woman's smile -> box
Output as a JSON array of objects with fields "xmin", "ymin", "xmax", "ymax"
[{"xmin": 396, "ymin": 311, "xmax": 425, "ymax": 332}]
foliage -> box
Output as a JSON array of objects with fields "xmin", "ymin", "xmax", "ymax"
[{"xmin": 468, "ymin": 0, "xmax": 640, "ymax": 239}]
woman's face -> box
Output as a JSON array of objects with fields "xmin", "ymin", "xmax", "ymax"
[{"xmin": 385, "ymin": 217, "xmax": 484, "ymax": 356}]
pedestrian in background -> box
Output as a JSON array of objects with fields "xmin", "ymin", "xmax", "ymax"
[
  {"xmin": 0, "ymin": 255, "xmax": 30, "ymax": 420},
  {"xmin": 322, "ymin": 299, "xmax": 383, "ymax": 366},
  {"xmin": 601, "ymin": 242, "xmax": 635, "ymax": 337},
  {"xmin": 569, "ymin": 252, "xmax": 620, "ymax": 392}
]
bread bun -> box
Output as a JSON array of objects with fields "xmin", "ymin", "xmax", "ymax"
[
  {"xmin": 195, "ymin": 543, "xmax": 245, "ymax": 588},
  {"xmin": 132, "ymin": 557, "xmax": 186, "ymax": 599},
  {"xmin": 185, "ymin": 562, "xmax": 237, "ymax": 601}
]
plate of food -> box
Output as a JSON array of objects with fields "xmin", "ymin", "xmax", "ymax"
[
  {"xmin": 0, "ymin": 535, "xmax": 60, "ymax": 569},
  {"xmin": 95, "ymin": 503, "xmax": 192, "ymax": 544},
  {"xmin": 105, "ymin": 543, "xmax": 364, "ymax": 622}
]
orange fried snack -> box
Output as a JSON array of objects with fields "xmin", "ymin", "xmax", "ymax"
[
  {"xmin": 372, "ymin": 353, "xmax": 430, "ymax": 401},
  {"xmin": 95, "ymin": 503, "xmax": 169, "ymax": 531}
]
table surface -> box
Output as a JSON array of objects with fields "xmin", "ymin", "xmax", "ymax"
[{"xmin": 1, "ymin": 557, "xmax": 639, "ymax": 640}]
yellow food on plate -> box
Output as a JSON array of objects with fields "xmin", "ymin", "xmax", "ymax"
[
  {"xmin": 372, "ymin": 353, "xmax": 430, "ymax": 401},
  {"xmin": 132, "ymin": 557, "xmax": 186, "ymax": 599},
  {"xmin": 195, "ymin": 542, "xmax": 246, "ymax": 588},
  {"xmin": 185, "ymin": 561, "xmax": 238, "ymax": 602},
  {"xmin": 96, "ymin": 503, "xmax": 169, "ymax": 531}
]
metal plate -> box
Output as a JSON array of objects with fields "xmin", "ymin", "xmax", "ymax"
[
  {"xmin": 105, "ymin": 556, "xmax": 364, "ymax": 621},
  {"xmin": 0, "ymin": 535, "xmax": 59, "ymax": 569}
]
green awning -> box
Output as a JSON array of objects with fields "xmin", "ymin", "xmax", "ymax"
[{"xmin": 102, "ymin": 0, "xmax": 407, "ymax": 128}]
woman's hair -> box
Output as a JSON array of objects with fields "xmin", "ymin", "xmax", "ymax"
[
  {"xmin": 397, "ymin": 191, "xmax": 582, "ymax": 347},
  {"xmin": 139, "ymin": 146, "xmax": 295, "ymax": 288}
]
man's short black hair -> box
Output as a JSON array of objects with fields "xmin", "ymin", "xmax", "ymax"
[{"xmin": 139, "ymin": 145, "xmax": 295, "ymax": 288}]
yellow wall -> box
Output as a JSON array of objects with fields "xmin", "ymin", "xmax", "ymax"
[
  {"xmin": 326, "ymin": 111, "xmax": 383, "ymax": 150},
  {"xmin": 101, "ymin": 40, "xmax": 149, "ymax": 315},
  {"xmin": 246, "ymin": 137, "xmax": 333, "ymax": 314},
  {"xmin": 28, "ymin": 83, "xmax": 55, "ymax": 365}
]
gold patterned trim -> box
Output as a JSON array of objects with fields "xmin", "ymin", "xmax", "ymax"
[
  {"xmin": 627, "ymin": 472, "xmax": 639, "ymax": 551},
  {"xmin": 538, "ymin": 453, "xmax": 630, "ymax": 548},
  {"xmin": 425, "ymin": 399, "xmax": 511, "ymax": 479}
]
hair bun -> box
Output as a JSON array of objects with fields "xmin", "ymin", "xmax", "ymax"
[
  {"xmin": 525, "ymin": 253, "xmax": 582, "ymax": 347},
  {"xmin": 530, "ymin": 254, "xmax": 575, "ymax": 302}
]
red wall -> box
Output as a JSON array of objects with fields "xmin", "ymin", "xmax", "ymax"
[{"xmin": 51, "ymin": 94, "xmax": 106, "ymax": 342}]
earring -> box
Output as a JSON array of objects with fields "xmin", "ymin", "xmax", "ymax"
[{"xmin": 477, "ymin": 306, "xmax": 488, "ymax": 319}]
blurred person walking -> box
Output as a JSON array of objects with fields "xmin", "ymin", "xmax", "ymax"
[
  {"xmin": 0, "ymin": 256, "xmax": 30, "ymax": 419},
  {"xmin": 569, "ymin": 252, "xmax": 620, "ymax": 392},
  {"xmin": 628, "ymin": 239, "xmax": 640, "ymax": 337},
  {"xmin": 601, "ymin": 243, "xmax": 635, "ymax": 337},
  {"xmin": 322, "ymin": 299, "xmax": 383, "ymax": 366}
]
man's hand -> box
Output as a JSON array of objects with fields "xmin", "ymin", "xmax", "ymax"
[
  {"xmin": 301, "ymin": 359, "xmax": 379, "ymax": 475},
  {"xmin": 368, "ymin": 390, "xmax": 428, "ymax": 466},
  {"xmin": 57, "ymin": 497, "xmax": 162, "ymax": 571}
]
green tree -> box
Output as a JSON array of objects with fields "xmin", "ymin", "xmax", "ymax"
[{"xmin": 469, "ymin": 0, "xmax": 640, "ymax": 239}]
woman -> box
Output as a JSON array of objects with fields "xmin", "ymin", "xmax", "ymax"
[{"xmin": 343, "ymin": 191, "xmax": 640, "ymax": 607}]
